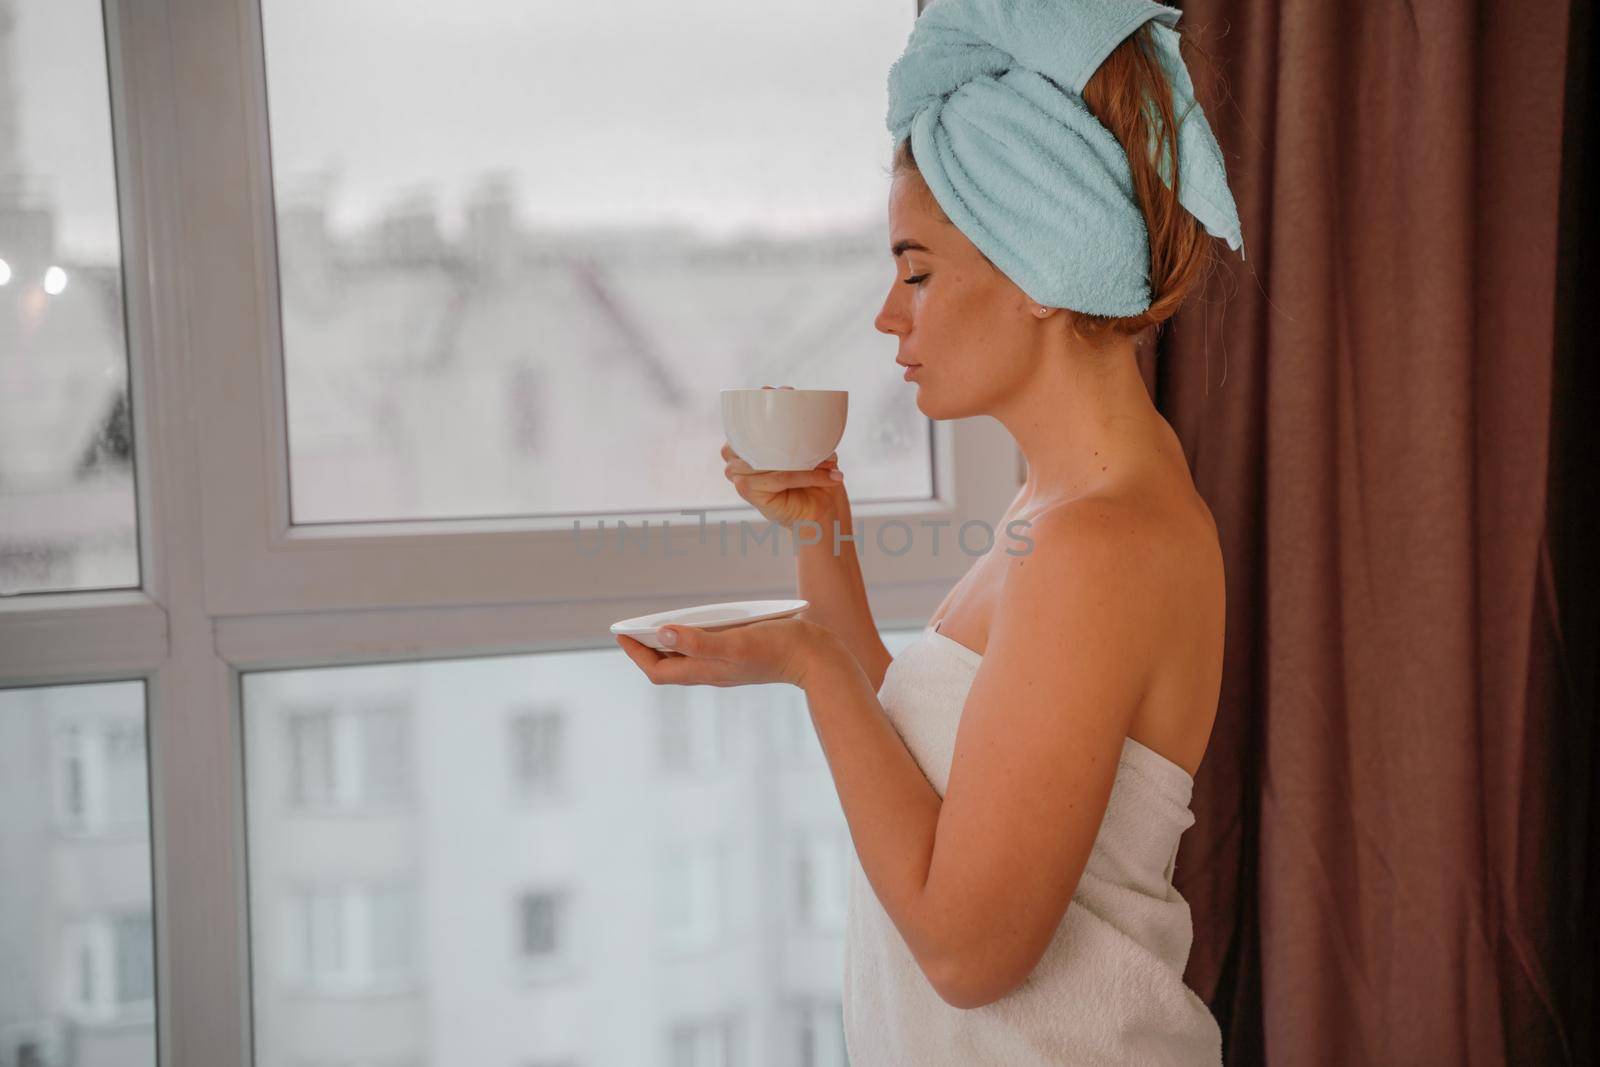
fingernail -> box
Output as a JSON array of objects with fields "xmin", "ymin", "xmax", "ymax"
[
  {"xmin": 657, "ymin": 627, "xmax": 677, "ymax": 646},
  {"xmin": 829, "ymin": 470, "xmax": 844, "ymax": 481}
]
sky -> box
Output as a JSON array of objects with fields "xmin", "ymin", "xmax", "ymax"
[{"xmin": 7, "ymin": 0, "xmax": 919, "ymax": 261}]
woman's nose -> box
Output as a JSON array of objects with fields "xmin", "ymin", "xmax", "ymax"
[{"xmin": 874, "ymin": 296, "xmax": 906, "ymax": 336}]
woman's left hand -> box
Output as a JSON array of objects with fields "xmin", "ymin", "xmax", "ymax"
[{"xmin": 615, "ymin": 617, "xmax": 824, "ymax": 689}]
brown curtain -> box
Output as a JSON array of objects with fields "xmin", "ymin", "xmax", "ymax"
[{"xmin": 1147, "ymin": 0, "xmax": 1598, "ymax": 1064}]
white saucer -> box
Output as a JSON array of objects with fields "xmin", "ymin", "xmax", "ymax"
[{"xmin": 610, "ymin": 599, "xmax": 809, "ymax": 653}]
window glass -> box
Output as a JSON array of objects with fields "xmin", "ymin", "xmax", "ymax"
[
  {"xmin": 0, "ymin": 681, "xmax": 156, "ymax": 1063},
  {"xmin": 0, "ymin": 0, "xmax": 140, "ymax": 595},
  {"xmin": 243, "ymin": 631, "xmax": 921, "ymax": 1064},
  {"xmin": 259, "ymin": 0, "xmax": 929, "ymax": 524}
]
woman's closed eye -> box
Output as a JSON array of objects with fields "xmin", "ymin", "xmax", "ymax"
[{"xmin": 903, "ymin": 273, "xmax": 929, "ymax": 286}]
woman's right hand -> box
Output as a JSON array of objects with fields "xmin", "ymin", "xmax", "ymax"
[{"xmin": 722, "ymin": 387, "xmax": 847, "ymax": 530}]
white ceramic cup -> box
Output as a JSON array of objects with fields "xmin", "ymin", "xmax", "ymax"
[{"xmin": 720, "ymin": 388, "xmax": 848, "ymax": 472}]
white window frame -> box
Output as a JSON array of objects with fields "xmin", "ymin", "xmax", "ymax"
[{"xmin": 0, "ymin": 0, "xmax": 1021, "ymax": 1064}]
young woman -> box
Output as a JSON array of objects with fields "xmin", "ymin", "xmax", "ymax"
[{"xmin": 617, "ymin": 2, "xmax": 1239, "ymax": 1062}]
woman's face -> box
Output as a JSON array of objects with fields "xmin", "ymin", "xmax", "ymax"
[{"xmin": 874, "ymin": 170, "xmax": 1043, "ymax": 420}]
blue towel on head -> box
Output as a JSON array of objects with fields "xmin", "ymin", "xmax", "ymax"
[{"xmin": 886, "ymin": 0, "xmax": 1245, "ymax": 317}]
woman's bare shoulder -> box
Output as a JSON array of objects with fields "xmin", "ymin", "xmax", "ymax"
[{"xmin": 1004, "ymin": 485, "xmax": 1221, "ymax": 635}]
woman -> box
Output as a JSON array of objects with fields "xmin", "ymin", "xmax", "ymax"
[{"xmin": 617, "ymin": 1, "xmax": 1240, "ymax": 1063}]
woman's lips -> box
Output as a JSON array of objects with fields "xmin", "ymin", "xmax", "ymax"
[{"xmin": 902, "ymin": 364, "xmax": 921, "ymax": 381}]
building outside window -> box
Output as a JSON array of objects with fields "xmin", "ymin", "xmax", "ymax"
[
  {"xmin": 281, "ymin": 881, "xmax": 419, "ymax": 995},
  {"xmin": 60, "ymin": 912, "xmax": 155, "ymax": 1024},
  {"xmin": 790, "ymin": 997, "xmax": 848, "ymax": 1067},
  {"xmin": 288, "ymin": 703, "xmax": 413, "ymax": 811},
  {"xmin": 514, "ymin": 886, "xmax": 577, "ymax": 983},
  {"xmin": 794, "ymin": 827, "xmax": 849, "ymax": 934},
  {"xmin": 52, "ymin": 716, "xmax": 149, "ymax": 835},
  {"xmin": 657, "ymin": 688, "xmax": 732, "ymax": 778},
  {"xmin": 509, "ymin": 703, "xmax": 566, "ymax": 797},
  {"xmin": 506, "ymin": 362, "xmax": 544, "ymax": 455},
  {"xmin": 658, "ymin": 837, "xmax": 728, "ymax": 957},
  {"xmin": 666, "ymin": 1010, "xmax": 744, "ymax": 1067}
]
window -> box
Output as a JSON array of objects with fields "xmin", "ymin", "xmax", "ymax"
[
  {"xmin": 104, "ymin": 720, "xmax": 148, "ymax": 816},
  {"xmin": 658, "ymin": 687, "xmax": 733, "ymax": 777},
  {"xmin": 509, "ymin": 703, "xmax": 566, "ymax": 796},
  {"xmin": 258, "ymin": 3, "xmax": 936, "ymax": 527},
  {"xmin": 241, "ymin": 653, "xmax": 908, "ymax": 1061},
  {"xmin": 0, "ymin": 0, "xmax": 140, "ymax": 595},
  {"xmin": 52, "ymin": 713, "xmax": 148, "ymax": 834},
  {"xmin": 289, "ymin": 706, "xmax": 335, "ymax": 806},
  {"xmin": 514, "ymin": 887, "xmax": 577, "ymax": 983},
  {"xmin": 0, "ymin": 682, "xmax": 155, "ymax": 1059},
  {"xmin": 182, "ymin": 0, "xmax": 1017, "ymax": 619},
  {"xmin": 507, "ymin": 363, "xmax": 545, "ymax": 456},
  {"xmin": 794, "ymin": 827, "xmax": 850, "ymax": 933},
  {"xmin": 790, "ymin": 998, "xmax": 848, "ymax": 1067},
  {"xmin": 518, "ymin": 890, "xmax": 562, "ymax": 958},
  {"xmin": 666, "ymin": 1011, "xmax": 744, "ymax": 1067},
  {"xmin": 113, "ymin": 913, "xmax": 156, "ymax": 1005},
  {"xmin": 288, "ymin": 703, "xmax": 412, "ymax": 810},
  {"xmin": 658, "ymin": 836, "xmax": 729, "ymax": 957},
  {"xmin": 281, "ymin": 882, "xmax": 419, "ymax": 995},
  {"xmin": 61, "ymin": 912, "xmax": 156, "ymax": 1023}
]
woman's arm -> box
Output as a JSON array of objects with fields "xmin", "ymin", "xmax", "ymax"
[
  {"xmin": 797, "ymin": 502, "xmax": 1159, "ymax": 1010},
  {"xmin": 795, "ymin": 628, "xmax": 950, "ymax": 976},
  {"xmin": 797, "ymin": 495, "xmax": 894, "ymax": 692}
]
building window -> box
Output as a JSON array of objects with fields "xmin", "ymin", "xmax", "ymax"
[
  {"xmin": 104, "ymin": 722, "xmax": 148, "ymax": 817},
  {"xmin": 509, "ymin": 704, "xmax": 565, "ymax": 796},
  {"xmin": 282, "ymin": 882, "xmax": 418, "ymax": 995},
  {"xmin": 518, "ymin": 890, "xmax": 563, "ymax": 959},
  {"xmin": 514, "ymin": 887, "xmax": 576, "ymax": 983},
  {"xmin": 790, "ymin": 998, "xmax": 847, "ymax": 1067},
  {"xmin": 60, "ymin": 912, "xmax": 155, "ymax": 1023},
  {"xmin": 794, "ymin": 828, "xmax": 848, "ymax": 933},
  {"xmin": 666, "ymin": 1011, "xmax": 743, "ymax": 1067},
  {"xmin": 657, "ymin": 688, "xmax": 731, "ymax": 777},
  {"xmin": 658, "ymin": 838, "xmax": 728, "ymax": 956},
  {"xmin": 52, "ymin": 717, "xmax": 149, "ymax": 835},
  {"xmin": 113, "ymin": 914, "xmax": 155, "ymax": 1005},
  {"xmin": 58, "ymin": 724, "xmax": 89, "ymax": 826},
  {"xmin": 507, "ymin": 363, "xmax": 544, "ymax": 454},
  {"xmin": 288, "ymin": 703, "xmax": 412, "ymax": 810}
]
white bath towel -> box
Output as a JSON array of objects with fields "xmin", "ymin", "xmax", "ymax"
[{"xmin": 842, "ymin": 623, "xmax": 1224, "ymax": 1066}]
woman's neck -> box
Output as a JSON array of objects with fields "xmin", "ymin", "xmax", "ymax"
[{"xmin": 995, "ymin": 337, "xmax": 1183, "ymax": 507}]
